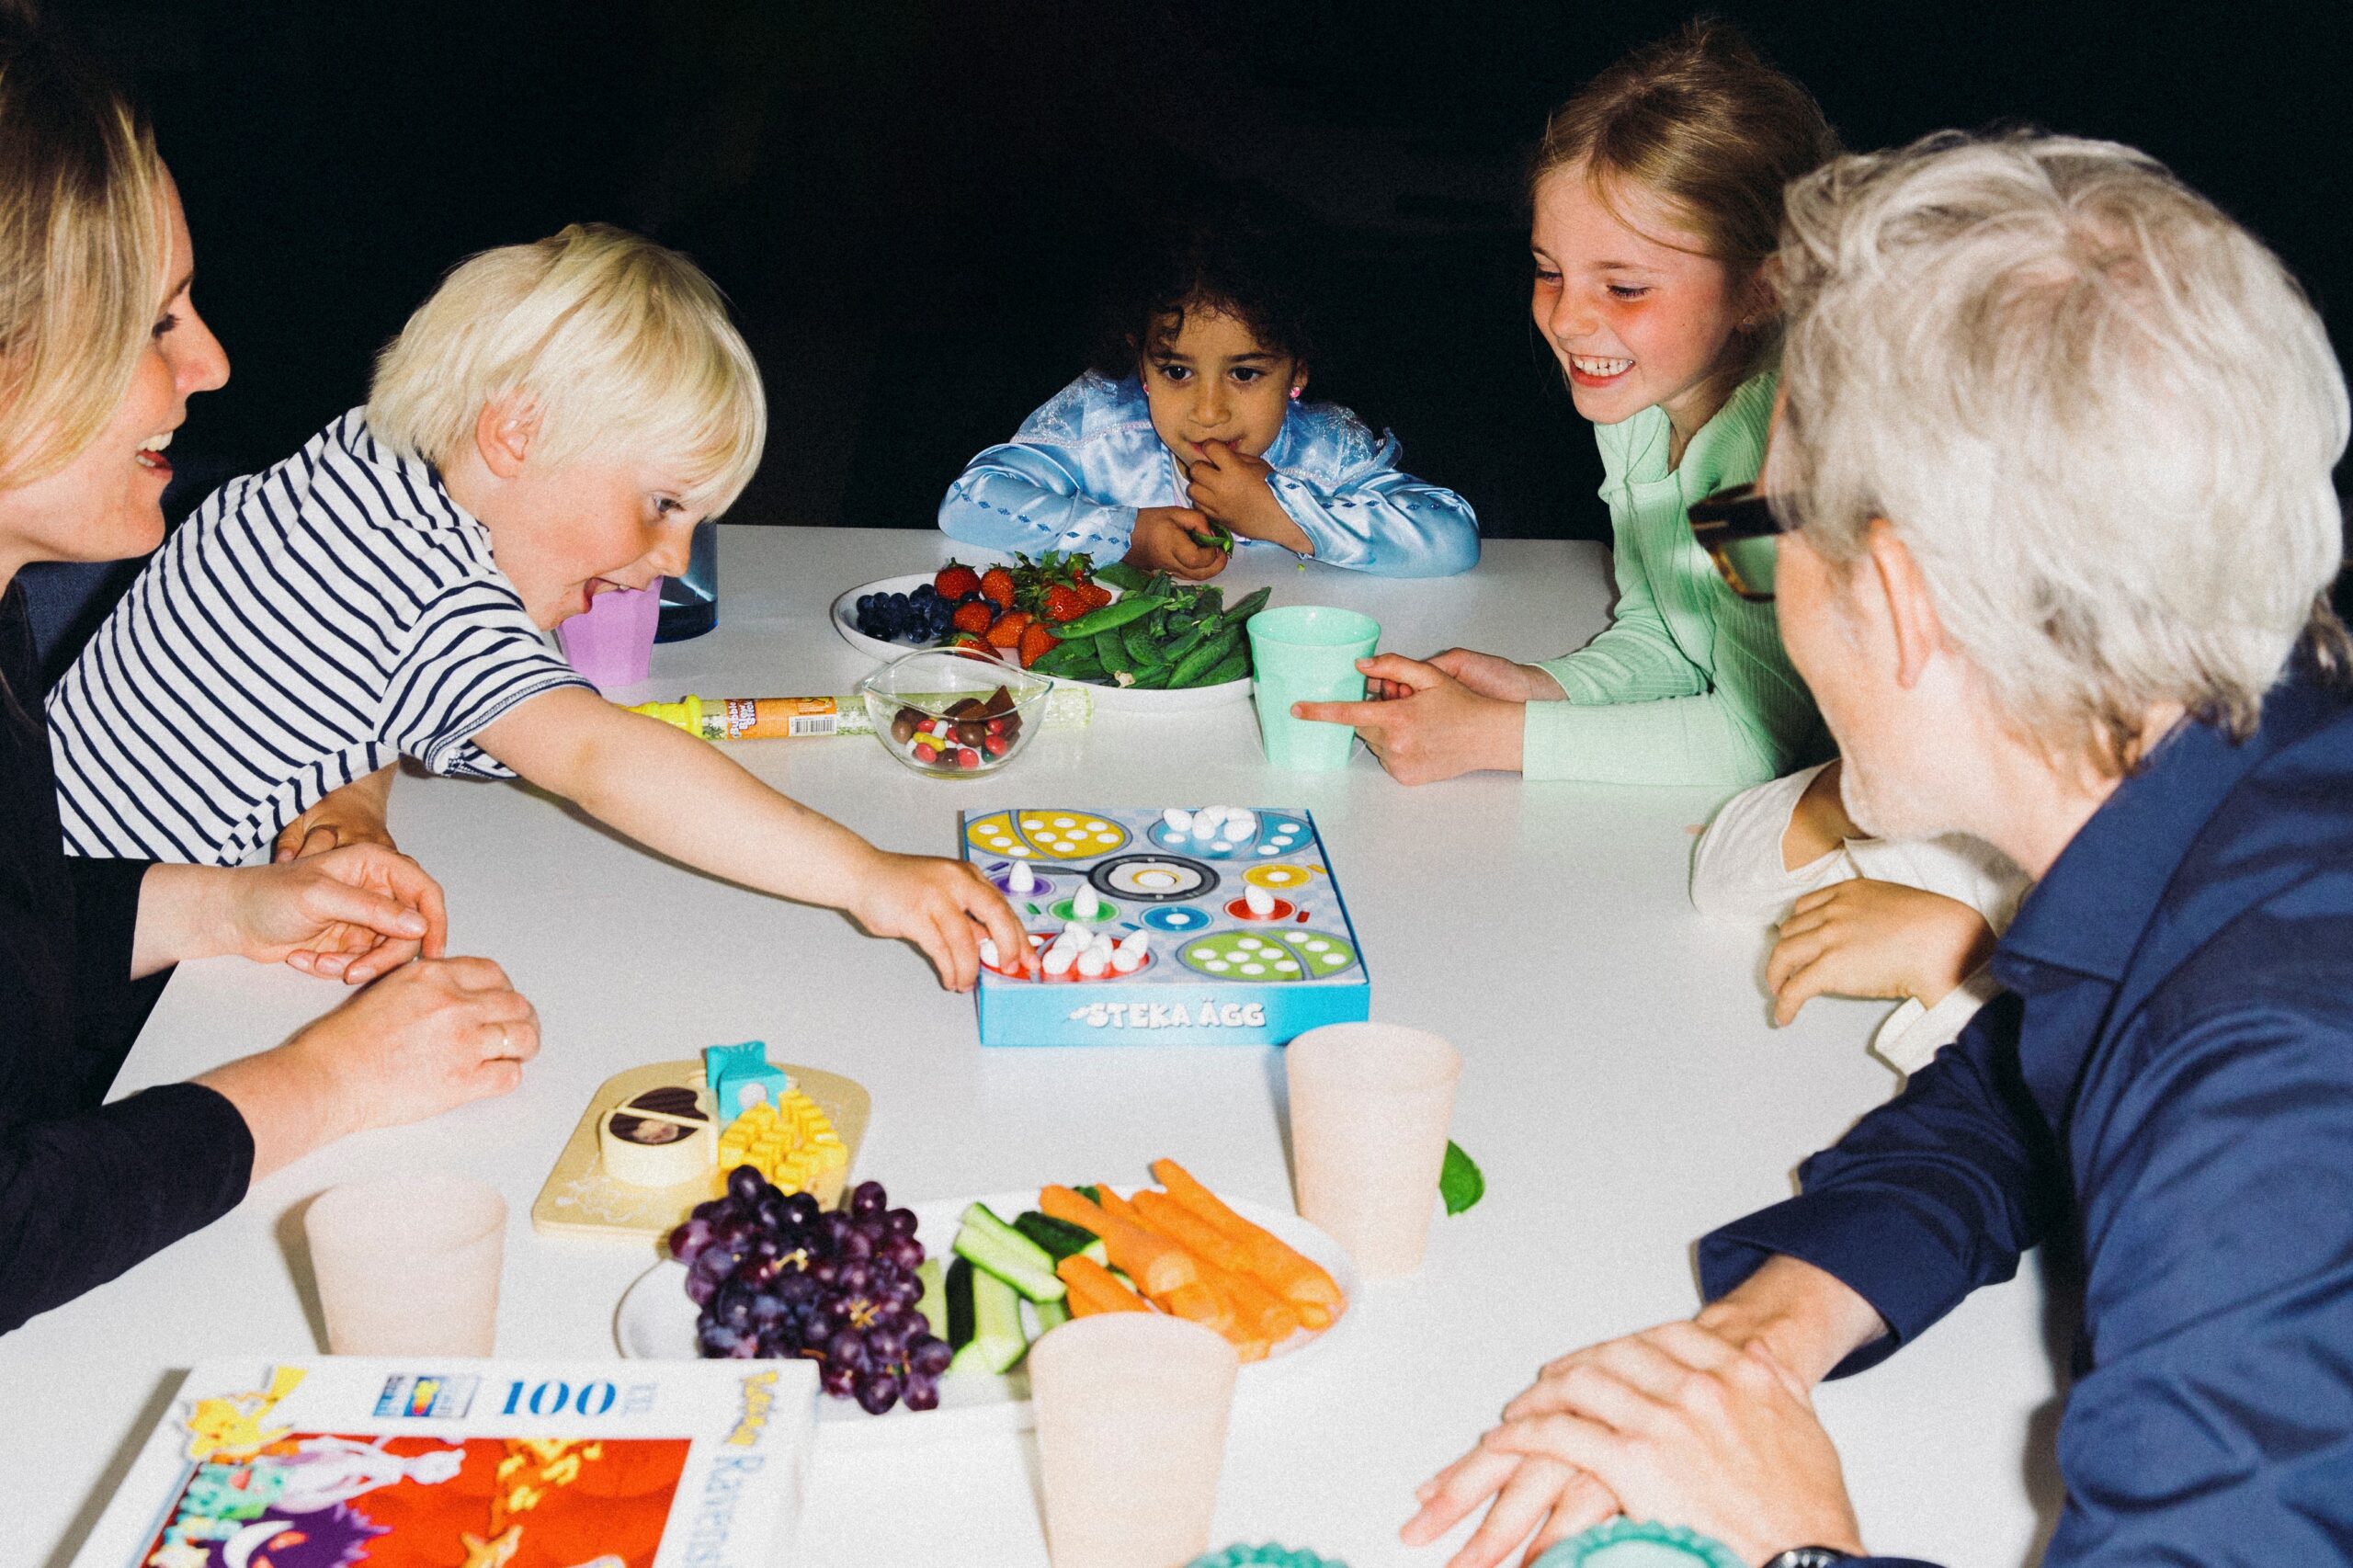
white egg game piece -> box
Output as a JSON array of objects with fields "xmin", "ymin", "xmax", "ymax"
[
  {"xmin": 978, "ymin": 937, "xmax": 1000, "ymax": 968},
  {"xmin": 1189, "ymin": 811, "xmax": 1220, "ymax": 840},
  {"xmin": 1163, "ymin": 807, "xmax": 1193, "ymax": 835},
  {"xmin": 1245, "ymin": 883, "xmax": 1277, "ymax": 917},
  {"xmin": 1111, "ymin": 930, "xmax": 1149, "ymax": 973},
  {"xmin": 1074, "ymin": 882, "xmax": 1103, "ymax": 920},
  {"xmin": 1042, "ymin": 942, "xmax": 1078, "ymax": 977},
  {"xmin": 1006, "ymin": 859, "xmax": 1037, "ymax": 895},
  {"xmin": 1076, "ymin": 944, "xmax": 1110, "ymax": 978},
  {"xmin": 1222, "ymin": 809, "xmax": 1256, "ymax": 839}
]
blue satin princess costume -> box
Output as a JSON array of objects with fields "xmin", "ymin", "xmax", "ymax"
[{"xmin": 938, "ymin": 372, "xmax": 1481, "ymax": 577}]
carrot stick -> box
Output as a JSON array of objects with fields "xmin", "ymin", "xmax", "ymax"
[
  {"xmin": 1057, "ymin": 1254, "xmax": 1149, "ymax": 1315},
  {"xmin": 1127, "ymin": 1194, "xmax": 1302, "ymax": 1340},
  {"xmin": 1154, "ymin": 1280, "xmax": 1234, "ymax": 1336},
  {"xmin": 1040, "ymin": 1184, "xmax": 1200, "ymax": 1298},
  {"xmin": 1150, "ymin": 1159, "xmax": 1346, "ymax": 1319}
]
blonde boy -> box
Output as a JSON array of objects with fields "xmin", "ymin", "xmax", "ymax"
[{"xmin": 50, "ymin": 224, "xmax": 1028, "ymax": 988}]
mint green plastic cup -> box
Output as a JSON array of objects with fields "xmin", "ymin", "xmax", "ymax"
[{"xmin": 1247, "ymin": 606, "xmax": 1381, "ymax": 770}]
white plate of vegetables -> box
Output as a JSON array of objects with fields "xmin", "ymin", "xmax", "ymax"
[
  {"xmin": 830, "ymin": 560, "xmax": 1260, "ymax": 714},
  {"xmin": 616, "ymin": 1172, "xmax": 1357, "ymax": 1449}
]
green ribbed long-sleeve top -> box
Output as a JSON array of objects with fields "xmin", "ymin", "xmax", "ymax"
[{"xmin": 1524, "ymin": 370, "xmax": 1826, "ymax": 792}]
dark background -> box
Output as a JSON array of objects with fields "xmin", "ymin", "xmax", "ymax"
[{"xmin": 53, "ymin": 0, "xmax": 2353, "ymax": 545}]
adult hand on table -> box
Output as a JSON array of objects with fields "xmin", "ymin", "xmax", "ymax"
[
  {"xmin": 1293, "ymin": 654, "xmax": 1525, "ymax": 785},
  {"xmin": 842, "ymin": 849, "xmax": 1038, "ymax": 993},
  {"xmin": 1406, "ymin": 1256, "xmax": 1884, "ymax": 1568},
  {"xmin": 1371, "ymin": 649, "xmax": 1563, "ymax": 704},
  {"xmin": 1124, "ymin": 505, "xmax": 1230, "ymax": 580},
  {"xmin": 1768, "ymin": 880, "xmax": 1996, "ymax": 1026},
  {"xmin": 274, "ymin": 764, "xmax": 397, "ymax": 861},
  {"xmin": 199, "ymin": 956, "xmax": 540, "ymax": 1179}
]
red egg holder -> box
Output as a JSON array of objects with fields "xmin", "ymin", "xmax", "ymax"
[{"xmin": 984, "ymin": 928, "xmax": 1156, "ymax": 983}]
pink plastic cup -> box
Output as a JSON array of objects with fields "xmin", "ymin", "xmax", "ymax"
[{"xmin": 556, "ymin": 579, "xmax": 664, "ymax": 690}]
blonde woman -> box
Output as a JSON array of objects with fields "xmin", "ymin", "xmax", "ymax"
[{"xmin": 0, "ymin": 13, "xmax": 541, "ymax": 1335}]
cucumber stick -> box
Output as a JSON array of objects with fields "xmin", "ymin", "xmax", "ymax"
[
  {"xmin": 945, "ymin": 1256, "xmax": 976, "ymax": 1349},
  {"xmin": 953, "ymin": 1202, "xmax": 1067, "ymax": 1302},
  {"xmin": 1013, "ymin": 1210, "xmax": 1108, "ymax": 1263},
  {"xmin": 948, "ymin": 1266, "xmax": 1028, "ymax": 1375},
  {"xmin": 915, "ymin": 1257, "xmax": 948, "ymax": 1340},
  {"xmin": 1032, "ymin": 1297, "xmax": 1072, "ymax": 1334}
]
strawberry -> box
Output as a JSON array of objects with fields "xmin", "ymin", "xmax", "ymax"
[
  {"xmin": 951, "ymin": 599, "xmax": 995, "ymax": 634},
  {"xmin": 980, "ymin": 566, "xmax": 1018, "ymax": 608},
  {"xmin": 1018, "ymin": 621, "xmax": 1061, "ymax": 668},
  {"xmin": 934, "ymin": 561, "xmax": 982, "ymax": 600},
  {"xmin": 1078, "ymin": 581, "xmax": 1115, "ymax": 609},
  {"xmin": 1040, "ymin": 584, "xmax": 1088, "ymax": 623},
  {"xmin": 945, "ymin": 631, "xmax": 990, "ymax": 653},
  {"xmin": 984, "ymin": 608, "xmax": 1030, "ymax": 649}
]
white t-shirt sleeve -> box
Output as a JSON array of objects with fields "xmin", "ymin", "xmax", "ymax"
[
  {"xmin": 1689, "ymin": 761, "xmax": 1856, "ymax": 921},
  {"xmin": 383, "ymin": 582, "xmax": 588, "ymax": 778}
]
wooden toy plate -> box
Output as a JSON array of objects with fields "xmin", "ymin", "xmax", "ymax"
[{"xmin": 531, "ymin": 1059, "xmax": 871, "ymax": 1244}]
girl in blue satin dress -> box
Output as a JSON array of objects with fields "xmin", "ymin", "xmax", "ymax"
[{"xmin": 938, "ymin": 221, "xmax": 1480, "ymax": 581}]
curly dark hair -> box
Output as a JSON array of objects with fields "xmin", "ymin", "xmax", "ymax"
[{"xmin": 1086, "ymin": 202, "xmax": 1315, "ymax": 381}]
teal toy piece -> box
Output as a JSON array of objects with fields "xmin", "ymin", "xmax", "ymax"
[
  {"xmin": 703, "ymin": 1040, "xmax": 788, "ymax": 1119},
  {"xmin": 1533, "ymin": 1519, "xmax": 1746, "ymax": 1568},
  {"xmin": 1186, "ymin": 1546, "xmax": 1347, "ymax": 1568}
]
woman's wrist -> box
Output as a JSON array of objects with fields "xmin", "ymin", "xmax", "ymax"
[
  {"xmin": 1695, "ymin": 1255, "xmax": 1885, "ymax": 1387},
  {"xmin": 130, "ymin": 863, "xmax": 242, "ymax": 976}
]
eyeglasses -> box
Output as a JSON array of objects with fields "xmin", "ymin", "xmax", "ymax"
[{"xmin": 1687, "ymin": 483, "xmax": 1793, "ymax": 603}]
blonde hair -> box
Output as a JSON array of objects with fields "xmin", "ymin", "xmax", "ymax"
[
  {"xmin": 1531, "ymin": 19, "xmax": 1837, "ymax": 381},
  {"xmin": 369, "ymin": 222, "xmax": 766, "ymax": 514},
  {"xmin": 0, "ymin": 11, "xmax": 170, "ymax": 492},
  {"xmin": 1770, "ymin": 131, "xmax": 2351, "ymax": 773}
]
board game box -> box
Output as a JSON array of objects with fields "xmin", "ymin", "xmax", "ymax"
[
  {"xmin": 961, "ymin": 805, "xmax": 1370, "ymax": 1046},
  {"xmin": 70, "ymin": 1357, "xmax": 817, "ymax": 1568}
]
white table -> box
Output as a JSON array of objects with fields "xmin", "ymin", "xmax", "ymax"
[{"xmin": 9, "ymin": 528, "xmax": 2060, "ymax": 1568}]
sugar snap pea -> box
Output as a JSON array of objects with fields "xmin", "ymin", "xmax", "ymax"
[
  {"xmin": 1169, "ymin": 626, "xmax": 1243, "ymax": 687},
  {"xmin": 1093, "ymin": 562, "xmax": 1151, "ymax": 592},
  {"xmin": 1054, "ymin": 595, "xmax": 1158, "ymax": 640},
  {"xmin": 1121, "ymin": 622, "xmax": 1165, "ymax": 670},
  {"xmin": 1195, "ymin": 649, "xmax": 1249, "ymax": 686},
  {"xmin": 1217, "ymin": 586, "xmax": 1270, "ymax": 630}
]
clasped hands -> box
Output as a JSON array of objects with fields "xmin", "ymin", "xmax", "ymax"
[
  {"xmin": 150, "ymin": 841, "xmax": 448, "ymax": 986},
  {"xmin": 1294, "ymin": 649, "xmax": 1556, "ymax": 785},
  {"xmin": 1125, "ymin": 439, "xmax": 1310, "ymax": 580},
  {"xmin": 1406, "ymin": 1262, "xmax": 1874, "ymax": 1567}
]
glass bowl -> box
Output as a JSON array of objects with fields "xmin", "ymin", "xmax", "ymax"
[{"xmin": 855, "ymin": 648, "xmax": 1053, "ymax": 779}]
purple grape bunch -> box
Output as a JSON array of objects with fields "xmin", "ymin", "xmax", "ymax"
[{"xmin": 670, "ymin": 1170, "xmax": 955, "ymax": 1414}]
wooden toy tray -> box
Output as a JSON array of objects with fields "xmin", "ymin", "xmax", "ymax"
[{"xmin": 530, "ymin": 1058, "xmax": 871, "ymax": 1243}]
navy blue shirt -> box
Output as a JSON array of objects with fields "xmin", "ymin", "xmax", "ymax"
[{"xmin": 1700, "ymin": 671, "xmax": 2353, "ymax": 1565}]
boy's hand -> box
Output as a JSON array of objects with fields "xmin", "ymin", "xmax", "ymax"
[
  {"xmin": 224, "ymin": 843, "xmax": 450, "ymax": 984},
  {"xmin": 1126, "ymin": 506, "xmax": 1230, "ymax": 581},
  {"xmin": 1186, "ymin": 440, "xmax": 1310, "ymax": 553},
  {"xmin": 1767, "ymin": 879, "xmax": 1997, "ymax": 1025},
  {"xmin": 275, "ymin": 765, "xmax": 398, "ymax": 861},
  {"xmin": 842, "ymin": 850, "xmax": 1038, "ymax": 992},
  {"xmin": 1292, "ymin": 654, "xmax": 1524, "ymax": 785}
]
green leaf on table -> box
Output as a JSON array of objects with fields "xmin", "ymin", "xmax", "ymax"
[{"xmin": 1439, "ymin": 1141, "xmax": 1485, "ymax": 1216}]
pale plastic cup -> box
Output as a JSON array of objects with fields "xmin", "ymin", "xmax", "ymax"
[
  {"xmin": 303, "ymin": 1174, "xmax": 506, "ymax": 1355},
  {"xmin": 1286, "ymin": 1022, "xmax": 1462, "ymax": 1278},
  {"xmin": 556, "ymin": 578, "xmax": 664, "ymax": 690},
  {"xmin": 1028, "ymin": 1313, "xmax": 1241, "ymax": 1568},
  {"xmin": 1246, "ymin": 605, "xmax": 1380, "ymax": 770}
]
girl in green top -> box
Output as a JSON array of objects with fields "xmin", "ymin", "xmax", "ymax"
[{"xmin": 1298, "ymin": 22, "xmax": 1836, "ymax": 794}]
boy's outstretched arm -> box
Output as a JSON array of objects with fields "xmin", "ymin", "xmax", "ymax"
[{"xmin": 474, "ymin": 687, "xmax": 1034, "ymax": 990}]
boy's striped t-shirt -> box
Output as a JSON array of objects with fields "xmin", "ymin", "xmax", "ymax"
[{"xmin": 46, "ymin": 408, "xmax": 588, "ymax": 867}]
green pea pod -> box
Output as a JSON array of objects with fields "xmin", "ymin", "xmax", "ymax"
[
  {"xmin": 1092, "ymin": 562, "xmax": 1151, "ymax": 592},
  {"xmin": 1169, "ymin": 626, "xmax": 1244, "ymax": 687},
  {"xmin": 1219, "ymin": 586, "xmax": 1271, "ymax": 630},
  {"xmin": 1140, "ymin": 574, "xmax": 1176, "ymax": 600},
  {"xmin": 1157, "ymin": 622, "xmax": 1211, "ymax": 666},
  {"xmin": 1128, "ymin": 664, "xmax": 1176, "ymax": 689},
  {"xmin": 1054, "ymin": 595, "xmax": 1160, "ymax": 641},
  {"xmin": 1092, "ymin": 629, "xmax": 1130, "ymax": 676},
  {"xmin": 1029, "ymin": 644, "xmax": 1086, "ymax": 677},
  {"xmin": 1121, "ymin": 622, "xmax": 1166, "ymax": 670},
  {"xmin": 1194, "ymin": 649, "xmax": 1249, "ymax": 687}
]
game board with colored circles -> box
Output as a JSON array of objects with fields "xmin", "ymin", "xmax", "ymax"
[{"xmin": 959, "ymin": 805, "xmax": 1370, "ymax": 1046}]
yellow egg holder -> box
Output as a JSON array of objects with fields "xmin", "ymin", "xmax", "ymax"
[{"xmin": 530, "ymin": 1058, "xmax": 870, "ymax": 1243}]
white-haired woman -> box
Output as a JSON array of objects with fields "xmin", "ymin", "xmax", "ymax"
[
  {"xmin": 0, "ymin": 13, "xmax": 540, "ymax": 1335},
  {"xmin": 1411, "ymin": 130, "xmax": 2353, "ymax": 1568}
]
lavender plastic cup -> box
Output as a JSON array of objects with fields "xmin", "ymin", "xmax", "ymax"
[{"xmin": 556, "ymin": 579, "xmax": 664, "ymax": 690}]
